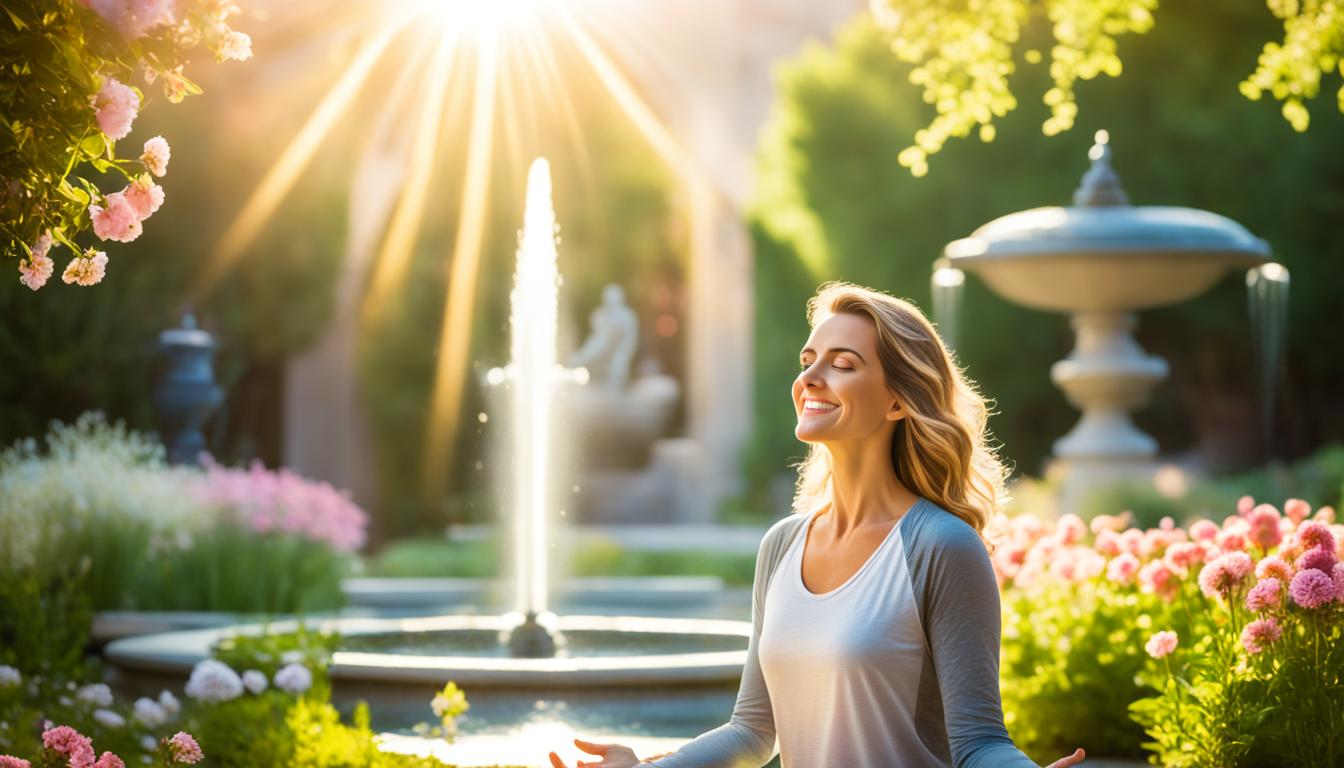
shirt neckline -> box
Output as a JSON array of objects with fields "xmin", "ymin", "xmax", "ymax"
[{"xmin": 794, "ymin": 497, "xmax": 924, "ymax": 601}]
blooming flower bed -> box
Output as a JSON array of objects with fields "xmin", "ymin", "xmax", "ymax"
[
  {"xmin": 0, "ymin": 414, "xmax": 369, "ymax": 675},
  {"xmin": 993, "ymin": 498, "xmax": 1344, "ymax": 766}
]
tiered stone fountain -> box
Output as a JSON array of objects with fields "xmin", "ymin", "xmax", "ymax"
[{"xmin": 933, "ymin": 131, "xmax": 1288, "ymax": 512}]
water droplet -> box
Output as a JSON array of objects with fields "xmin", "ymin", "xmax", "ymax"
[{"xmin": 478, "ymin": 412, "xmax": 488, "ymax": 423}]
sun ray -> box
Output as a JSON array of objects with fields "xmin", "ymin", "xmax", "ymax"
[
  {"xmin": 190, "ymin": 12, "xmax": 414, "ymax": 301},
  {"xmin": 522, "ymin": 18, "xmax": 597, "ymax": 198},
  {"xmin": 423, "ymin": 27, "xmax": 501, "ymax": 499},
  {"xmin": 550, "ymin": 2, "xmax": 702, "ymax": 188},
  {"xmin": 361, "ymin": 17, "xmax": 463, "ymax": 317}
]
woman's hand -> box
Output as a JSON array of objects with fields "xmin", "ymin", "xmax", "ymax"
[
  {"xmin": 548, "ymin": 738, "xmax": 643, "ymax": 768},
  {"xmin": 1044, "ymin": 747, "xmax": 1086, "ymax": 767}
]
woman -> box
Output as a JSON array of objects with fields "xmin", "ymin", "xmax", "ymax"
[{"xmin": 550, "ymin": 282, "xmax": 1087, "ymax": 768}]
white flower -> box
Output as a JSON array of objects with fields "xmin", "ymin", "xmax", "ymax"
[
  {"xmin": 140, "ymin": 735, "xmax": 158, "ymax": 752},
  {"xmin": 94, "ymin": 708, "xmax": 126, "ymax": 728},
  {"xmin": 77, "ymin": 682, "xmax": 114, "ymax": 707},
  {"xmin": 280, "ymin": 650, "xmax": 304, "ymax": 664},
  {"xmin": 184, "ymin": 660, "xmax": 243, "ymax": 703},
  {"xmin": 272, "ymin": 663, "xmax": 312, "ymax": 694},
  {"xmin": 0, "ymin": 666, "xmax": 20, "ymax": 687},
  {"xmin": 158, "ymin": 690, "xmax": 181, "ymax": 716},
  {"xmin": 241, "ymin": 670, "xmax": 268, "ymax": 695},
  {"xmin": 133, "ymin": 697, "xmax": 167, "ymax": 727}
]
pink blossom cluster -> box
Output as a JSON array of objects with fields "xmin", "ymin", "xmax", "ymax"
[
  {"xmin": 1, "ymin": 724, "xmax": 204, "ymax": 767},
  {"xmin": 79, "ymin": 0, "xmax": 177, "ymax": 40},
  {"xmin": 993, "ymin": 496, "xmax": 1344, "ymax": 658},
  {"xmin": 195, "ymin": 458, "xmax": 368, "ymax": 552},
  {"xmin": 165, "ymin": 732, "xmax": 202, "ymax": 764},
  {"xmin": 89, "ymin": 173, "xmax": 165, "ymax": 244}
]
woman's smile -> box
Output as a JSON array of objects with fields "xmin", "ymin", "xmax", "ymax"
[{"xmin": 802, "ymin": 398, "xmax": 840, "ymax": 414}]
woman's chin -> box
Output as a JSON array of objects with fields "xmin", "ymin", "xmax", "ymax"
[{"xmin": 794, "ymin": 425, "xmax": 828, "ymax": 443}]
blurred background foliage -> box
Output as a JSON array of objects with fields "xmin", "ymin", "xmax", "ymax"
[{"xmin": 741, "ymin": 0, "xmax": 1344, "ymax": 518}]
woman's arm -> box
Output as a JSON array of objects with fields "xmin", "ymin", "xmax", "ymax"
[
  {"xmin": 918, "ymin": 517, "xmax": 1039, "ymax": 768},
  {"xmin": 642, "ymin": 520, "xmax": 798, "ymax": 768}
]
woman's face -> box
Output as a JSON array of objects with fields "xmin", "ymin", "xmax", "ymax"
[{"xmin": 793, "ymin": 312, "xmax": 903, "ymax": 445}]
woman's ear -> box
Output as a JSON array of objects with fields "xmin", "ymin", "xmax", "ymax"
[{"xmin": 887, "ymin": 399, "xmax": 906, "ymax": 421}]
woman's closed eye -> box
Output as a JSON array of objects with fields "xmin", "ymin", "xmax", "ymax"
[{"xmin": 799, "ymin": 360, "xmax": 854, "ymax": 371}]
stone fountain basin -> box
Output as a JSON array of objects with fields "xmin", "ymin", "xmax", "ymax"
[
  {"xmin": 104, "ymin": 614, "xmax": 750, "ymax": 688},
  {"xmin": 945, "ymin": 206, "xmax": 1268, "ymax": 313}
]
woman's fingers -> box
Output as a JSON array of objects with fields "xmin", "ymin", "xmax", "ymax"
[
  {"xmin": 1046, "ymin": 747, "xmax": 1086, "ymax": 767},
  {"xmin": 574, "ymin": 738, "xmax": 611, "ymax": 755},
  {"xmin": 548, "ymin": 752, "xmax": 568, "ymax": 768}
]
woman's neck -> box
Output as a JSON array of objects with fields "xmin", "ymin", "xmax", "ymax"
[{"xmin": 821, "ymin": 437, "xmax": 921, "ymax": 537}]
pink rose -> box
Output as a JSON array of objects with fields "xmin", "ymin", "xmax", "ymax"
[{"xmin": 93, "ymin": 78, "xmax": 139, "ymax": 140}]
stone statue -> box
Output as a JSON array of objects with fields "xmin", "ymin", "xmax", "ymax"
[{"xmin": 569, "ymin": 284, "xmax": 638, "ymax": 390}]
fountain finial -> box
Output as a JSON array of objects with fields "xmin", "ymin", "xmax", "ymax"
[{"xmin": 1073, "ymin": 129, "xmax": 1130, "ymax": 208}]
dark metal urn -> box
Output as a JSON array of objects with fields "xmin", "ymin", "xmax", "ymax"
[{"xmin": 152, "ymin": 313, "xmax": 223, "ymax": 465}]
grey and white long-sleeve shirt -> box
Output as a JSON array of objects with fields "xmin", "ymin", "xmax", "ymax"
[{"xmin": 651, "ymin": 497, "xmax": 1038, "ymax": 768}]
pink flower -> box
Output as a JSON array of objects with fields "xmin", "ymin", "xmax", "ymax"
[
  {"xmin": 1139, "ymin": 559, "xmax": 1178, "ymax": 599},
  {"xmin": 141, "ymin": 136, "xmax": 171, "ymax": 176},
  {"xmin": 195, "ymin": 459, "xmax": 368, "ymax": 551},
  {"xmin": 1094, "ymin": 529, "xmax": 1121, "ymax": 556},
  {"xmin": 123, "ymin": 176, "xmax": 164, "ymax": 221},
  {"xmin": 1145, "ymin": 630, "xmax": 1178, "ymax": 659},
  {"xmin": 0, "ymin": 756, "xmax": 33, "ymax": 768},
  {"xmin": 1237, "ymin": 495, "xmax": 1256, "ymax": 515},
  {"xmin": 166, "ymin": 732, "xmax": 203, "ymax": 764},
  {"xmin": 1315, "ymin": 506, "xmax": 1337, "ymax": 524},
  {"xmin": 1289, "ymin": 568, "xmax": 1335, "ymax": 609},
  {"xmin": 1216, "ymin": 527, "xmax": 1249, "ymax": 553},
  {"xmin": 1245, "ymin": 504, "xmax": 1283, "ymax": 550},
  {"xmin": 42, "ymin": 725, "xmax": 95, "ymax": 768},
  {"xmin": 1256, "ymin": 555, "xmax": 1294, "ymax": 582},
  {"xmin": 62, "ymin": 249, "xmax": 109, "ymax": 287},
  {"xmin": 1296, "ymin": 547, "xmax": 1338, "ymax": 575},
  {"xmin": 1164, "ymin": 541, "xmax": 1205, "ymax": 571},
  {"xmin": 19, "ymin": 231, "xmax": 55, "ymax": 290},
  {"xmin": 1240, "ymin": 617, "xmax": 1283, "ymax": 655},
  {"xmin": 90, "ymin": 192, "xmax": 142, "ymax": 242},
  {"xmin": 80, "ymin": 0, "xmax": 176, "ymax": 39},
  {"xmin": 1333, "ymin": 562, "xmax": 1344, "ymax": 602},
  {"xmin": 1295, "ymin": 521, "xmax": 1336, "ymax": 553},
  {"xmin": 1198, "ymin": 552, "xmax": 1254, "ymax": 600},
  {"xmin": 1106, "ymin": 552, "xmax": 1140, "ymax": 585},
  {"xmin": 94, "ymin": 753, "xmax": 125, "ymax": 768},
  {"xmin": 1118, "ymin": 528, "xmax": 1144, "ymax": 556},
  {"xmin": 1245, "ymin": 577, "xmax": 1283, "ymax": 612},
  {"xmin": 1190, "ymin": 519, "xmax": 1219, "ymax": 542},
  {"xmin": 1057, "ymin": 514, "xmax": 1086, "ymax": 545},
  {"xmin": 1285, "ymin": 498, "xmax": 1312, "ymax": 524},
  {"xmin": 93, "ymin": 78, "xmax": 139, "ymax": 140}
]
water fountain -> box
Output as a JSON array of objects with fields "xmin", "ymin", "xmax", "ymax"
[
  {"xmin": 106, "ymin": 158, "xmax": 750, "ymax": 761},
  {"xmin": 933, "ymin": 131, "xmax": 1289, "ymax": 512}
]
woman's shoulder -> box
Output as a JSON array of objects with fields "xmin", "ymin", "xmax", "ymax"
[
  {"xmin": 759, "ymin": 512, "xmax": 809, "ymax": 554},
  {"xmin": 905, "ymin": 499, "xmax": 987, "ymax": 560}
]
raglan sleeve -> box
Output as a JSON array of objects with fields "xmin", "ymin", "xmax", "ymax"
[{"xmin": 922, "ymin": 523, "xmax": 1040, "ymax": 768}]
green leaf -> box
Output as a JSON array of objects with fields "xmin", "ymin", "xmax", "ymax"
[
  {"xmin": 80, "ymin": 133, "xmax": 105, "ymax": 158},
  {"xmin": 56, "ymin": 181, "xmax": 90, "ymax": 206}
]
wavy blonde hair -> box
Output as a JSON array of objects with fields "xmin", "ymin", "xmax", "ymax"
[{"xmin": 791, "ymin": 281, "xmax": 1011, "ymax": 537}]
